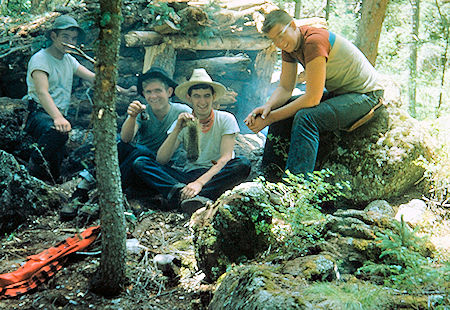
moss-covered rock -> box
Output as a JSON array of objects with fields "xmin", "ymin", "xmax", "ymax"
[
  {"xmin": 318, "ymin": 104, "xmax": 434, "ymax": 205},
  {"xmin": 283, "ymin": 254, "xmax": 336, "ymax": 281},
  {"xmin": 209, "ymin": 265, "xmax": 306, "ymax": 310},
  {"xmin": 0, "ymin": 150, "xmax": 66, "ymax": 234},
  {"xmin": 210, "ymin": 265, "xmax": 396, "ymax": 309},
  {"xmin": 191, "ymin": 182, "xmax": 274, "ymax": 282}
]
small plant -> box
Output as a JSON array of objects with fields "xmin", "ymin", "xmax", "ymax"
[
  {"xmin": 147, "ymin": 2, "xmax": 178, "ymax": 27},
  {"xmin": 358, "ymin": 216, "xmax": 449, "ymax": 293},
  {"xmin": 258, "ymin": 169, "xmax": 350, "ymax": 253}
]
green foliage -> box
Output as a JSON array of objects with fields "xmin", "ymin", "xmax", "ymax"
[
  {"xmin": 357, "ymin": 216, "xmax": 449, "ymax": 293},
  {"xmin": 147, "ymin": 2, "xmax": 177, "ymax": 27},
  {"xmin": 302, "ymin": 282, "xmax": 393, "ymax": 310},
  {"xmin": 258, "ymin": 169, "xmax": 350, "ymax": 252},
  {"xmin": 1, "ymin": 0, "xmax": 31, "ymax": 16}
]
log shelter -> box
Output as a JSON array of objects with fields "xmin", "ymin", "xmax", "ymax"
[{"xmin": 123, "ymin": 0, "xmax": 279, "ymax": 132}]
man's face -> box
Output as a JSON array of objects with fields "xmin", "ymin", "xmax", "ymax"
[
  {"xmin": 51, "ymin": 29, "xmax": 79, "ymax": 54},
  {"xmin": 142, "ymin": 80, "xmax": 172, "ymax": 110},
  {"xmin": 187, "ymin": 88, "xmax": 215, "ymax": 120},
  {"xmin": 266, "ymin": 21, "xmax": 298, "ymax": 52}
]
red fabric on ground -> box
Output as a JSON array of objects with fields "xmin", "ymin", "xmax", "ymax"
[{"xmin": 0, "ymin": 226, "xmax": 100, "ymax": 299}]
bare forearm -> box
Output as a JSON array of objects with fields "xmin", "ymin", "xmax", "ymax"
[
  {"xmin": 120, "ymin": 116, "xmax": 137, "ymax": 143},
  {"xmin": 195, "ymin": 156, "xmax": 231, "ymax": 186},
  {"xmin": 266, "ymin": 86, "xmax": 294, "ymax": 110},
  {"xmin": 36, "ymin": 92, "xmax": 64, "ymax": 120},
  {"xmin": 267, "ymin": 93, "xmax": 319, "ymax": 123},
  {"xmin": 156, "ymin": 129, "xmax": 181, "ymax": 164}
]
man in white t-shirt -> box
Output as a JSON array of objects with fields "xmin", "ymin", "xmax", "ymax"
[
  {"xmin": 133, "ymin": 68, "xmax": 251, "ymax": 214},
  {"xmin": 25, "ymin": 15, "xmax": 134, "ymax": 183}
]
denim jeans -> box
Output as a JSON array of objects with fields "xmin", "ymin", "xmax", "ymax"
[
  {"xmin": 25, "ymin": 110, "xmax": 69, "ymax": 181},
  {"xmin": 262, "ymin": 90, "xmax": 384, "ymax": 176},
  {"xmin": 132, "ymin": 156, "xmax": 251, "ymax": 201},
  {"xmin": 117, "ymin": 141, "xmax": 155, "ymax": 189}
]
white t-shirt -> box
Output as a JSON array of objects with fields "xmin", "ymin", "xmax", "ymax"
[
  {"xmin": 26, "ymin": 49, "xmax": 80, "ymax": 115},
  {"xmin": 168, "ymin": 110, "xmax": 240, "ymax": 172}
]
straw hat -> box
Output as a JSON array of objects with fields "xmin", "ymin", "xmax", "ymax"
[{"xmin": 175, "ymin": 68, "xmax": 226, "ymax": 103}]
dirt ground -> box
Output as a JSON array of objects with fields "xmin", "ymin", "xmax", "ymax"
[{"xmin": 0, "ymin": 196, "xmax": 215, "ymax": 310}]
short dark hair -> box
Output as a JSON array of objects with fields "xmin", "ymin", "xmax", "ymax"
[
  {"xmin": 262, "ymin": 10, "xmax": 293, "ymax": 34},
  {"xmin": 142, "ymin": 77, "xmax": 169, "ymax": 91},
  {"xmin": 188, "ymin": 83, "xmax": 215, "ymax": 96}
]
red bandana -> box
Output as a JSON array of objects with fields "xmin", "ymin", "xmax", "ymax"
[{"xmin": 195, "ymin": 110, "xmax": 215, "ymax": 133}]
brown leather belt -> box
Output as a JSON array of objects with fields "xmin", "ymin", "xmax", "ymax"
[{"xmin": 345, "ymin": 96, "xmax": 385, "ymax": 132}]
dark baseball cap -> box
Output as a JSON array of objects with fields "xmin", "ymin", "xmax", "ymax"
[
  {"xmin": 137, "ymin": 67, "xmax": 178, "ymax": 96},
  {"xmin": 46, "ymin": 15, "xmax": 85, "ymax": 40}
]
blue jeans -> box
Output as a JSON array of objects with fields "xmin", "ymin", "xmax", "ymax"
[
  {"xmin": 25, "ymin": 110, "xmax": 69, "ymax": 181},
  {"xmin": 132, "ymin": 156, "xmax": 251, "ymax": 201},
  {"xmin": 117, "ymin": 141, "xmax": 156, "ymax": 189},
  {"xmin": 262, "ymin": 90, "xmax": 384, "ymax": 176}
]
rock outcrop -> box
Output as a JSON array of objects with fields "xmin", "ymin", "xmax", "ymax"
[
  {"xmin": 320, "ymin": 104, "xmax": 433, "ymax": 204},
  {"xmin": 190, "ymin": 182, "xmax": 274, "ymax": 282},
  {"xmin": 0, "ymin": 150, "xmax": 66, "ymax": 235}
]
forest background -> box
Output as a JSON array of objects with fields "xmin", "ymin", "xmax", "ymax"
[
  {"xmin": 1, "ymin": 0, "xmax": 449, "ymax": 120},
  {"xmin": 0, "ymin": 0, "xmax": 449, "ymax": 307}
]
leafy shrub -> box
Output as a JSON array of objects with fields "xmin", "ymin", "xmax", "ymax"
[
  {"xmin": 358, "ymin": 216, "xmax": 449, "ymax": 293},
  {"xmin": 258, "ymin": 169, "xmax": 350, "ymax": 253}
]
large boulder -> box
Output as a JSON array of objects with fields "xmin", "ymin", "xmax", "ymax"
[
  {"xmin": 0, "ymin": 150, "xmax": 66, "ymax": 235},
  {"xmin": 317, "ymin": 102, "xmax": 434, "ymax": 205},
  {"xmin": 190, "ymin": 182, "xmax": 274, "ymax": 282}
]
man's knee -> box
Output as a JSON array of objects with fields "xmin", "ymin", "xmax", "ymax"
[{"xmin": 232, "ymin": 156, "xmax": 251, "ymax": 178}]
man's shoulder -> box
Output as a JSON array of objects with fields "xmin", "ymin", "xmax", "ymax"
[
  {"xmin": 215, "ymin": 110, "xmax": 237, "ymax": 120},
  {"xmin": 29, "ymin": 49, "xmax": 47, "ymax": 62},
  {"xmin": 170, "ymin": 102, "xmax": 192, "ymax": 112}
]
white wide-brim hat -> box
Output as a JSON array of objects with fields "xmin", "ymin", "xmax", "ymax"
[{"xmin": 175, "ymin": 68, "xmax": 226, "ymax": 103}]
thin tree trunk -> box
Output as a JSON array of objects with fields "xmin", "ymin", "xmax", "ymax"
[
  {"xmin": 325, "ymin": 0, "xmax": 330, "ymax": 21},
  {"xmin": 409, "ymin": 0, "xmax": 420, "ymax": 118},
  {"xmin": 435, "ymin": 0, "xmax": 449, "ymax": 117},
  {"xmin": 355, "ymin": 0, "xmax": 388, "ymax": 65},
  {"xmin": 294, "ymin": 0, "xmax": 301, "ymax": 18},
  {"xmin": 91, "ymin": 0, "xmax": 126, "ymax": 296}
]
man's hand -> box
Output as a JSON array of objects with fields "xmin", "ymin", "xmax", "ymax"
[
  {"xmin": 127, "ymin": 100, "xmax": 147, "ymax": 118},
  {"xmin": 180, "ymin": 181, "xmax": 203, "ymax": 200},
  {"xmin": 53, "ymin": 116, "xmax": 71, "ymax": 133},
  {"xmin": 174, "ymin": 112, "xmax": 196, "ymax": 132},
  {"xmin": 246, "ymin": 115, "xmax": 270, "ymax": 133},
  {"xmin": 244, "ymin": 105, "xmax": 271, "ymax": 127}
]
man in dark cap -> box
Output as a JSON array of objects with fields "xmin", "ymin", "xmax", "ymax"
[
  {"xmin": 118, "ymin": 67, "xmax": 192, "ymax": 189},
  {"xmin": 24, "ymin": 15, "xmax": 134, "ymax": 183}
]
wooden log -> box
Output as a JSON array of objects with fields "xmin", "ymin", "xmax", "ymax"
[
  {"xmin": 125, "ymin": 31, "xmax": 271, "ymax": 50},
  {"xmin": 165, "ymin": 35, "xmax": 271, "ymax": 50},
  {"xmin": 143, "ymin": 43, "xmax": 177, "ymax": 75},
  {"xmin": 174, "ymin": 55, "xmax": 252, "ymax": 81},
  {"xmin": 124, "ymin": 31, "xmax": 163, "ymax": 47}
]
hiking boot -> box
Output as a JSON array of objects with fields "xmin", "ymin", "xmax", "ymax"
[
  {"xmin": 180, "ymin": 196, "xmax": 212, "ymax": 216},
  {"xmin": 70, "ymin": 187, "xmax": 89, "ymax": 203},
  {"xmin": 167, "ymin": 183, "xmax": 186, "ymax": 209}
]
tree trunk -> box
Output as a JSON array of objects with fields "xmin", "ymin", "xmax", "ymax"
[
  {"xmin": 294, "ymin": 0, "xmax": 301, "ymax": 18},
  {"xmin": 435, "ymin": 0, "xmax": 449, "ymax": 118},
  {"xmin": 325, "ymin": 0, "xmax": 330, "ymax": 21},
  {"xmin": 355, "ymin": 0, "xmax": 388, "ymax": 65},
  {"xmin": 143, "ymin": 43, "xmax": 177, "ymax": 75},
  {"xmin": 408, "ymin": 0, "xmax": 420, "ymax": 118},
  {"xmin": 91, "ymin": 0, "xmax": 126, "ymax": 296}
]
